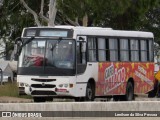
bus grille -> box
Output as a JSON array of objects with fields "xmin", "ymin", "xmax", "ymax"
[
  {"xmin": 31, "ymin": 84, "xmax": 56, "ymax": 88},
  {"xmin": 31, "ymin": 78, "xmax": 56, "ymax": 82},
  {"xmin": 31, "ymin": 91, "xmax": 56, "ymax": 95}
]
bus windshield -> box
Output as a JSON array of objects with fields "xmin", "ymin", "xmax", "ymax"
[{"xmin": 18, "ymin": 38, "xmax": 75, "ymax": 75}]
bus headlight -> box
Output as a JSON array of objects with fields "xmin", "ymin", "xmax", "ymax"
[
  {"xmin": 20, "ymin": 83, "xmax": 24, "ymax": 87},
  {"xmin": 25, "ymin": 83, "xmax": 29, "ymax": 87},
  {"xmin": 59, "ymin": 84, "xmax": 63, "ymax": 87},
  {"xmin": 59, "ymin": 84, "xmax": 68, "ymax": 88},
  {"xmin": 64, "ymin": 84, "xmax": 68, "ymax": 88},
  {"xmin": 58, "ymin": 84, "xmax": 73, "ymax": 88},
  {"xmin": 19, "ymin": 82, "xmax": 29, "ymax": 87}
]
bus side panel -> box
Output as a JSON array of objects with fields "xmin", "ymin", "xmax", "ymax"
[
  {"xmin": 76, "ymin": 63, "xmax": 98, "ymax": 97},
  {"xmin": 96, "ymin": 62, "xmax": 154, "ymax": 96}
]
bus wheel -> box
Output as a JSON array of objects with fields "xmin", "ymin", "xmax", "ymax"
[
  {"xmin": 113, "ymin": 95, "xmax": 120, "ymax": 101},
  {"xmin": 33, "ymin": 97, "xmax": 46, "ymax": 102},
  {"xmin": 125, "ymin": 82, "xmax": 134, "ymax": 101},
  {"xmin": 148, "ymin": 87, "xmax": 157, "ymax": 98},
  {"xmin": 85, "ymin": 82, "xmax": 95, "ymax": 101}
]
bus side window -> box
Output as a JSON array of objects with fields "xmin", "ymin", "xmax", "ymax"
[
  {"xmin": 149, "ymin": 40, "xmax": 154, "ymax": 62},
  {"xmin": 98, "ymin": 38, "xmax": 106, "ymax": 61},
  {"xmin": 140, "ymin": 40, "xmax": 147, "ymax": 62},
  {"xmin": 88, "ymin": 37, "xmax": 97, "ymax": 62},
  {"xmin": 130, "ymin": 39, "xmax": 139, "ymax": 61},
  {"xmin": 109, "ymin": 38, "xmax": 118, "ymax": 61},
  {"xmin": 120, "ymin": 39, "xmax": 129, "ymax": 61}
]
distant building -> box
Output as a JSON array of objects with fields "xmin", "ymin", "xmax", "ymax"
[
  {"xmin": 0, "ymin": 60, "xmax": 14, "ymax": 83},
  {"xmin": 0, "ymin": 60, "xmax": 17, "ymax": 83},
  {"xmin": 0, "ymin": 39, "xmax": 17, "ymax": 83}
]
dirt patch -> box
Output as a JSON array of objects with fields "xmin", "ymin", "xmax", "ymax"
[{"xmin": 0, "ymin": 96, "xmax": 33, "ymax": 103}]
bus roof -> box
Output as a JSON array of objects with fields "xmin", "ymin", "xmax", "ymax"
[{"xmin": 23, "ymin": 26, "xmax": 154, "ymax": 38}]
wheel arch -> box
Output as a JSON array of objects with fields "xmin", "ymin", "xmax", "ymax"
[
  {"xmin": 126, "ymin": 77, "xmax": 135, "ymax": 95},
  {"xmin": 88, "ymin": 78, "xmax": 96, "ymax": 89},
  {"xmin": 87, "ymin": 78, "xmax": 96, "ymax": 96},
  {"xmin": 127, "ymin": 77, "xmax": 134, "ymax": 89}
]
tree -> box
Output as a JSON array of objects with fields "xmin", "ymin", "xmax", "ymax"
[
  {"xmin": 57, "ymin": 0, "xmax": 92, "ymax": 26},
  {"xmin": 103, "ymin": 0, "xmax": 160, "ymax": 30},
  {"xmin": 0, "ymin": 0, "xmax": 3, "ymax": 8},
  {"xmin": 106, "ymin": 0, "xmax": 160, "ymax": 43},
  {"xmin": 1, "ymin": 0, "xmax": 160, "ymax": 59},
  {"xmin": 144, "ymin": 7, "xmax": 160, "ymax": 42},
  {"xmin": 57, "ymin": 0, "xmax": 131, "ymax": 26},
  {"xmin": 0, "ymin": 0, "xmax": 35, "ymax": 59},
  {"xmin": 20, "ymin": 0, "xmax": 57, "ymax": 26}
]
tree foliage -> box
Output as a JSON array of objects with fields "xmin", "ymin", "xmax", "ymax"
[
  {"xmin": 106, "ymin": 0, "xmax": 160, "ymax": 30},
  {"xmin": 57, "ymin": 0, "xmax": 131, "ymax": 26},
  {"xmin": 1, "ymin": 0, "xmax": 160, "ymax": 58},
  {"xmin": 0, "ymin": 0, "xmax": 34, "ymax": 59},
  {"xmin": 20, "ymin": 0, "xmax": 57, "ymax": 26},
  {"xmin": 144, "ymin": 8, "xmax": 160, "ymax": 42},
  {"xmin": 57, "ymin": 0, "xmax": 160, "ymax": 42}
]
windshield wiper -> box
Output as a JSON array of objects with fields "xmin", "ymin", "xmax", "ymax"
[
  {"xmin": 17, "ymin": 37, "xmax": 35, "ymax": 56},
  {"xmin": 50, "ymin": 37, "xmax": 62, "ymax": 51},
  {"xmin": 22, "ymin": 37, "xmax": 35, "ymax": 47}
]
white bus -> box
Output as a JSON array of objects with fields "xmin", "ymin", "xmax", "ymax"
[{"xmin": 15, "ymin": 26, "xmax": 154, "ymax": 102}]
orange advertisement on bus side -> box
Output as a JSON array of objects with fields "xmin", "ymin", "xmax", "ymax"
[{"xmin": 96, "ymin": 62, "xmax": 154, "ymax": 96}]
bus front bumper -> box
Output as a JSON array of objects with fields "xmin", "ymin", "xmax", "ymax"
[{"xmin": 21, "ymin": 85, "xmax": 76, "ymax": 97}]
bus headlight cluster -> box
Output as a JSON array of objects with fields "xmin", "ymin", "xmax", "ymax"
[
  {"xmin": 19, "ymin": 82, "xmax": 29, "ymax": 87},
  {"xmin": 59, "ymin": 84, "xmax": 68, "ymax": 88},
  {"xmin": 58, "ymin": 84, "xmax": 73, "ymax": 88}
]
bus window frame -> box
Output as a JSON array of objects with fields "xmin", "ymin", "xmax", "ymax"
[{"xmin": 84, "ymin": 35, "xmax": 154, "ymax": 63}]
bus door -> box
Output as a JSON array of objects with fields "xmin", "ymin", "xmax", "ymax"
[{"xmin": 76, "ymin": 36, "xmax": 87, "ymax": 75}]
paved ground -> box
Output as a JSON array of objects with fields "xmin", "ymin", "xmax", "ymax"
[
  {"xmin": 0, "ymin": 95, "xmax": 160, "ymax": 120},
  {"xmin": 0, "ymin": 94, "xmax": 160, "ymax": 103}
]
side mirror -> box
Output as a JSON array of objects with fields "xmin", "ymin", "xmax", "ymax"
[
  {"xmin": 81, "ymin": 42, "xmax": 86, "ymax": 53},
  {"xmin": 14, "ymin": 37, "xmax": 23, "ymax": 57},
  {"xmin": 77, "ymin": 36, "xmax": 87, "ymax": 53}
]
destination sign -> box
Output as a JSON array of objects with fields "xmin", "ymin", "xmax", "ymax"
[{"xmin": 23, "ymin": 28, "xmax": 72, "ymax": 38}]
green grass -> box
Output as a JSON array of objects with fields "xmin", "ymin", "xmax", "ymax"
[{"xmin": 0, "ymin": 82, "xmax": 32, "ymax": 99}]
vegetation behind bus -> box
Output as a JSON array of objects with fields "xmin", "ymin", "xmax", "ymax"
[
  {"xmin": 1, "ymin": 0, "xmax": 160, "ymax": 59},
  {"xmin": 0, "ymin": 0, "xmax": 160, "ymax": 100},
  {"xmin": 0, "ymin": 82, "xmax": 31, "ymax": 99}
]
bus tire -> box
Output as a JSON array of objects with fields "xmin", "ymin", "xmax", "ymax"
[
  {"xmin": 85, "ymin": 82, "xmax": 95, "ymax": 101},
  {"xmin": 113, "ymin": 95, "xmax": 120, "ymax": 101},
  {"xmin": 148, "ymin": 87, "xmax": 157, "ymax": 98},
  {"xmin": 125, "ymin": 82, "xmax": 134, "ymax": 101},
  {"xmin": 148, "ymin": 81, "xmax": 158, "ymax": 98},
  {"xmin": 33, "ymin": 97, "xmax": 46, "ymax": 102}
]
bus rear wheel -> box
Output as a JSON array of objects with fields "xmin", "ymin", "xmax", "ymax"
[
  {"xmin": 85, "ymin": 82, "xmax": 95, "ymax": 101},
  {"xmin": 125, "ymin": 82, "xmax": 134, "ymax": 101}
]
